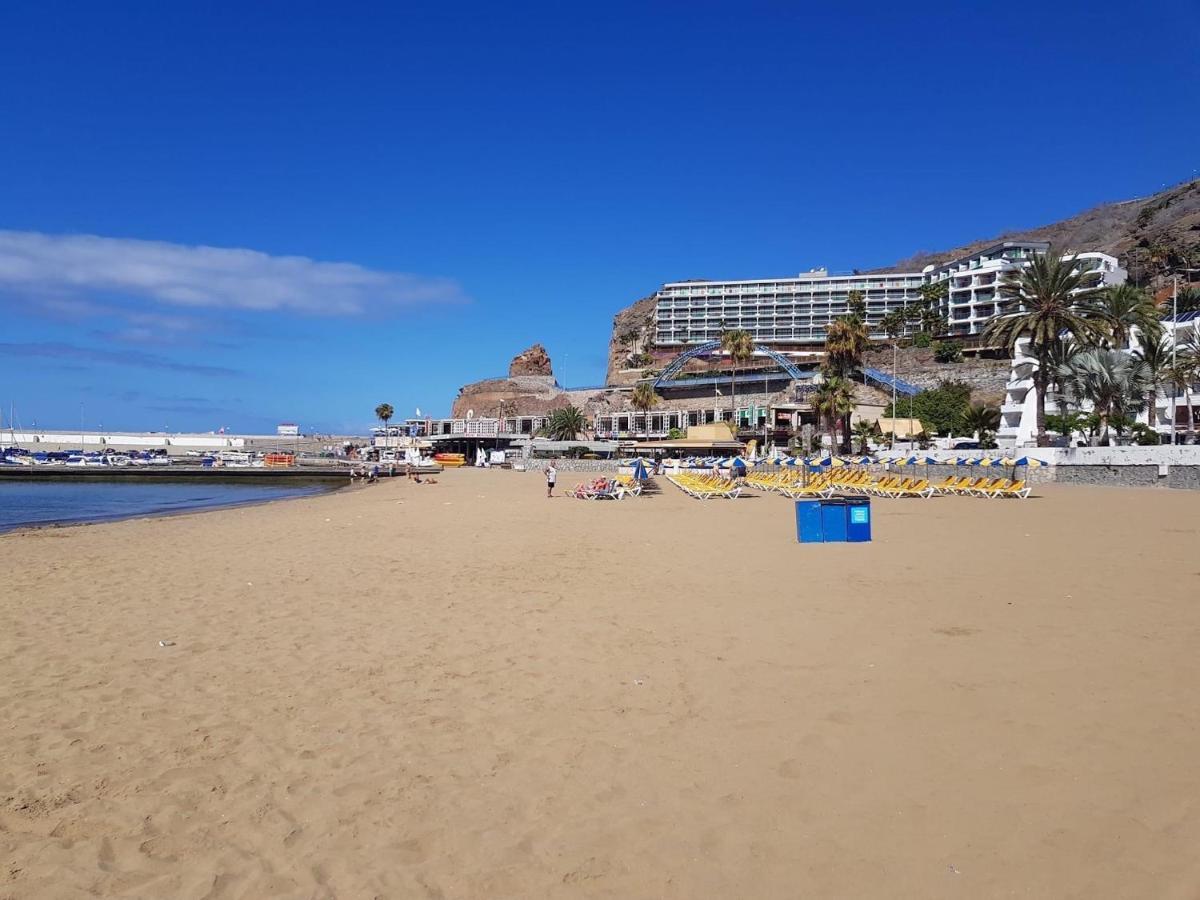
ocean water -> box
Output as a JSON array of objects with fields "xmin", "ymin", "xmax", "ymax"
[{"xmin": 0, "ymin": 481, "xmax": 327, "ymax": 532}]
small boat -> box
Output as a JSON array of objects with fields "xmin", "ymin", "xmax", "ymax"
[{"xmin": 433, "ymin": 452, "xmax": 466, "ymax": 468}]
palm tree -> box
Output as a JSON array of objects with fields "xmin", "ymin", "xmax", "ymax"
[
  {"xmin": 375, "ymin": 403, "xmax": 394, "ymax": 436},
  {"xmin": 983, "ymin": 250, "xmax": 1107, "ymax": 447},
  {"xmin": 1095, "ymin": 283, "xmax": 1162, "ymax": 349},
  {"xmin": 1060, "ymin": 349, "xmax": 1150, "ymax": 445},
  {"xmin": 812, "ymin": 376, "xmax": 855, "ymax": 453},
  {"xmin": 918, "ymin": 280, "xmax": 949, "ymax": 308},
  {"xmin": 880, "ymin": 308, "xmax": 906, "ymax": 340},
  {"xmin": 850, "ymin": 419, "xmax": 879, "ymax": 455},
  {"xmin": 961, "ymin": 403, "xmax": 1000, "ymax": 448},
  {"xmin": 1176, "ymin": 286, "xmax": 1200, "ymax": 315},
  {"xmin": 847, "ymin": 290, "xmax": 867, "ymax": 320},
  {"xmin": 719, "ymin": 329, "xmax": 754, "ymax": 426},
  {"xmin": 630, "ymin": 382, "xmax": 661, "ymax": 436},
  {"xmin": 1169, "ymin": 330, "xmax": 1200, "ymax": 440},
  {"xmin": 1043, "ymin": 337, "xmax": 1082, "ymax": 441},
  {"xmin": 1133, "ymin": 333, "xmax": 1174, "ymax": 436},
  {"xmin": 541, "ymin": 405, "xmax": 586, "ymax": 441},
  {"xmin": 824, "ymin": 315, "xmax": 870, "ymax": 378}
]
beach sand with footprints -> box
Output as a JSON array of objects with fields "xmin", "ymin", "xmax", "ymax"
[{"xmin": 3, "ymin": 469, "xmax": 1200, "ymax": 898}]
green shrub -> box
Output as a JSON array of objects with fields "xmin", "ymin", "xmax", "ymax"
[
  {"xmin": 912, "ymin": 332, "xmax": 932, "ymax": 348},
  {"xmin": 932, "ymin": 340, "xmax": 963, "ymax": 363},
  {"xmin": 1131, "ymin": 423, "xmax": 1161, "ymax": 446}
]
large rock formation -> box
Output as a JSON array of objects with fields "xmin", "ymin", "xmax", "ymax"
[
  {"xmin": 452, "ymin": 343, "xmax": 609, "ymax": 419},
  {"xmin": 451, "ymin": 374, "xmax": 568, "ymax": 419},
  {"xmin": 509, "ymin": 343, "xmax": 553, "ymax": 377},
  {"xmin": 605, "ymin": 293, "xmax": 658, "ymax": 386}
]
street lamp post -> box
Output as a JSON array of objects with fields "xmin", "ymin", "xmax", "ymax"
[{"xmin": 1172, "ymin": 275, "xmax": 1178, "ymax": 445}]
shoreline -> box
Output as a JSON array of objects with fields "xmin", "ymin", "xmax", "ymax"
[{"xmin": 0, "ymin": 481, "xmax": 343, "ymax": 536}]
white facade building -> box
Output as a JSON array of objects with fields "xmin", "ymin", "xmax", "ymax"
[
  {"xmin": 653, "ymin": 269, "xmax": 926, "ymax": 349},
  {"xmin": 924, "ymin": 241, "xmax": 1126, "ymax": 338},
  {"xmin": 999, "ymin": 313, "xmax": 1200, "ymax": 447}
]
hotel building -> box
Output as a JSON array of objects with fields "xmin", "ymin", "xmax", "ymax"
[
  {"xmin": 653, "ymin": 269, "xmax": 925, "ymax": 349},
  {"xmin": 926, "ymin": 242, "xmax": 1125, "ymax": 338},
  {"xmin": 652, "ymin": 242, "xmax": 1126, "ymax": 350}
]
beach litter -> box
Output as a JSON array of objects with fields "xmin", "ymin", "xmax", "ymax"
[{"xmin": 158, "ymin": 640, "xmax": 176, "ymax": 647}]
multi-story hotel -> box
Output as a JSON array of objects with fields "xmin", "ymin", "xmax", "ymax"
[
  {"xmin": 652, "ymin": 242, "xmax": 1126, "ymax": 350},
  {"xmin": 653, "ymin": 269, "xmax": 926, "ymax": 349},
  {"xmin": 927, "ymin": 241, "xmax": 1124, "ymax": 338}
]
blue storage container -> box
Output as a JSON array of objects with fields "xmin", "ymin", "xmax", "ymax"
[
  {"xmin": 820, "ymin": 498, "xmax": 849, "ymax": 542},
  {"xmin": 795, "ymin": 499, "xmax": 823, "ymax": 543},
  {"xmin": 845, "ymin": 497, "xmax": 872, "ymax": 542}
]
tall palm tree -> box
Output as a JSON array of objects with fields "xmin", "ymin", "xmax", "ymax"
[
  {"xmin": 1133, "ymin": 333, "xmax": 1174, "ymax": 436},
  {"xmin": 824, "ymin": 315, "xmax": 870, "ymax": 377},
  {"xmin": 917, "ymin": 280, "xmax": 949, "ymax": 310},
  {"xmin": 630, "ymin": 382, "xmax": 661, "ymax": 436},
  {"xmin": 812, "ymin": 376, "xmax": 855, "ymax": 453},
  {"xmin": 375, "ymin": 403, "xmax": 394, "ymax": 436},
  {"xmin": 1095, "ymin": 283, "xmax": 1162, "ymax": 349},
  {"xmin": 1043, "ymin": 337, "xmax": 1082, "ymax": 440},
  {"xmin": 983, "ymin": 250, "xmax": 1106, "ymax": 447},
  {"xmin": 719, "ymin": 328, "xmax": 754, "ymax": 425},
  {"xmin": 847, "ymin": 290, "xmax": 867, "ymax": 320},
  {"xmin": 1060, "ymin": 349, "xmax": 1150, "ymax": 445}
]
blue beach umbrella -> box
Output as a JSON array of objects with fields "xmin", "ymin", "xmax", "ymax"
[
  {"xmin": 731, "ymin": 457, "xmax": 747, "ymax": 473},
  {"xmin": 632, "ymin": 458, "xmax": 649, "ymax": 481},
  {"xmin": 1015, "ymin": 456, "xmax": 1042, "ymax": 468}
]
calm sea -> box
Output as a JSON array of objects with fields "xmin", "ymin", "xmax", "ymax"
[{"xmin": 0, "ymin": 481, "xmax": 327, "ymax": 532}]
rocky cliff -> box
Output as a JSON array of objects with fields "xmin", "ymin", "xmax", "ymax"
[
  {"xmin": 451, "ymin": 344, "xmax": 610, "ymax": 419},
  {"xmin": 604, "ymin": 294, "xmax": 658, "ymax": 386}
]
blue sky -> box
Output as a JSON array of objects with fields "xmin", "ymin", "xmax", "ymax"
[{"xmin": 2, "ymin": 0, "xmax": 1198, "ymax": 433}]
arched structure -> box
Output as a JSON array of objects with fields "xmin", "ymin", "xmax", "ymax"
[{"xmin": 652, "ymin": 340, "xmax": 807, "ymax": 390}]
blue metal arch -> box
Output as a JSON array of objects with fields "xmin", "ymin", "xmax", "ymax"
[{"xmin": 652, "ymin": 341, "xmax": 806, "ymax": 390}]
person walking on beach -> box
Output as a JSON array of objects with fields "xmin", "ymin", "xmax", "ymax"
[{"xmin": 546, "ymin": 462, "xmax": 557, "ymax": 498}]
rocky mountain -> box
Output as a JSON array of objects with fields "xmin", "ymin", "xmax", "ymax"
[{"xmin": 888, "ymin": 178, "xmax": 1200, "ymax": 284}]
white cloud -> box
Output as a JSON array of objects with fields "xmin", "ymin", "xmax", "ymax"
[{"xmin": 0, "ymin": 230, "xmax": 467, "ymax": 314}]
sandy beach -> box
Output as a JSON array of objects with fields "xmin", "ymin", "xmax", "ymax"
[{"xmin": 2, "ymin": 470, "xmax": 1199, "ymax": 898}]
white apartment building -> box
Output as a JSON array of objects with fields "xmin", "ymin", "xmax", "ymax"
[
  {"xmin": 999, "ymin": 313, "xmax": 1200, "ymax": 447},
  {"xmin": 925, "ymin": 241, "xmax": 1126, "ymax": 338},
  {"xmin": 653, "ymin": 241, "xmax": 1125, "ymax": 351},
  {"xmin": 653, "ymin": 269, "xmax": 926, "ymax": 349}
]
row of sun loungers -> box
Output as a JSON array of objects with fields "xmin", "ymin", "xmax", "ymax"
[
  {"xmin": 745, "ymin": 471, "xmax": 835, "ymax": 498},
  {"xmin": 747, "ymin": 468, "xmax": 1031, "ymax": 500},
  {"xmin": 828, "ymin": 471, "xmax": 1030, "ymax": 499},
  {"xmin": 929, "ymin": 476, "xmax": 1031, "ymax": 499},
  {"xmin": 668, "ymin": 472, "xmax": 742, "ymax": 500}
]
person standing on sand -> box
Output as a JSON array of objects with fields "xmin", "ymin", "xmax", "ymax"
[{"xmin": 546, "ymin": 462, "xmax": 557, "ymax": 498}]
